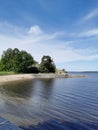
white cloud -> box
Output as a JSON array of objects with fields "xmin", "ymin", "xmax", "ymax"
[
  {"xmin": 0, "ymin": 22, "xmax": 98, "ymax": 68},
  {"xmin": 67, "ymin": 29, "xmax": 98, "ymax": 38},
  {"xmin": 77, "ymin": 29, "xmax": 98, "ymax": 37},
  {"xmin": 28, "ymin": 25, "xmax": 43, "ymax": 35},
  {"xmin": 0, "ymin": 22, "xmax": 27, "ymax": 37},
  {"xmin": 80, "ymin": 8, "xmax": 98, "ymax": 23}
]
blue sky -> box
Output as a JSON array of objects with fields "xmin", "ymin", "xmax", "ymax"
[{"xmin": 0, "ymin": 0, "xmax": 98, "ymax": 71}]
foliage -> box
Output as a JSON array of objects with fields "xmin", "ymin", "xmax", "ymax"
[
  {"xmin": 14, "ymin": 50, "xmax": 35, "ymax": 73},
  {"xmin": 0, "ymin": 48, "xmax": 36, "ymax": 73},
  {"xmin": 0, "ymin": 71, "xmax": 15, "ymax": 75},
  {"xmin": 1, "ymin": 48, "xmax": 14, "ymax": 71},
  {"xmin": 0, "ymin": 49, "xmax": 56, "ymax": 74},
  {"xmin": 39, "ymin": 56, "xmax": 56, "ymax": 73}
]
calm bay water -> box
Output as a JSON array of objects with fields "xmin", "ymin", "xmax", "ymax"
[{"xmin": 0, "ymin": 72, "xmax": 98, "ymax": 130}]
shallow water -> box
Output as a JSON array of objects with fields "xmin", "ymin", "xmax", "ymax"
[{"xmin": 0, "ymin": 73, "xmax": 98, "ymax": 129}]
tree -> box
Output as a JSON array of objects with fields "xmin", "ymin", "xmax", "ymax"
[
  {"xmin": 0, "ymin": 60, "xmax": 3, "ymax": 71},
  {"xmin": 1, "ymin": 48, "xmax": 14, "ymax": 71},
  {"xmin": 14, "ymin": 50, "xmax": 35, "ymax": 73},
  {"xmin": 39, "ymin": 56, "xmax": 56, "ymax": 73},
  {"xmin": 13, "ymin": 48, "xmax": 20, "ymax": 56},
  {"xmin": 0, "ymin": 49, "xmax": 56, "ymax": 74},
  {"xmin": 0, "ymin": 48, "xmax": 37, "ymax": 73}
]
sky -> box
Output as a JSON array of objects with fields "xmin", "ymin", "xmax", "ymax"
[{"xmin": 0, "ymin": 0, "xmax": 98, "ymax": 71}]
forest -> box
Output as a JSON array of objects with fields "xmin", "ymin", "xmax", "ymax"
[{"xmin": 0, "ymin": 48, "xmax": 56, "ymax": 73}]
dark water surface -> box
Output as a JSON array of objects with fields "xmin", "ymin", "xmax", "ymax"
[{"xmin": 0, "ymin": 73, "xmax": 98, "ymax": 130}]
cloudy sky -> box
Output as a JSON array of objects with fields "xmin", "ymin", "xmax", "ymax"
[{"xmin": 0, "ymin": 0, "xmax": 98, "ymax": 71}]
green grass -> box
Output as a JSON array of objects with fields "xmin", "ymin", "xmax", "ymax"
[{"xmin": 0, "ymin": 71, "xmax": 15, "ymax": 75}]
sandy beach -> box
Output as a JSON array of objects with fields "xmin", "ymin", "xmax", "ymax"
[
  {"xmin": 0, "ymin": 73, "xmax": 69, "ymax": 83},
  {"xmin": 0, "ymin": 73, "xmax": 86, "ymax": 83},
  {"xmin": 0, "ymin": 74, "xmax": 34, "ymax": 83}
]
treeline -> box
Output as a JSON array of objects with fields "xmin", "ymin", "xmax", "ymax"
[{"xmin": 0, "ymin": 48, "xmax": 56, "ymax": 73}]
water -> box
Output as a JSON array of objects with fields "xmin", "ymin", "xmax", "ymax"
[{"xmin": 0, "ymin": 73, "xmax": 98, "ymax": 130}]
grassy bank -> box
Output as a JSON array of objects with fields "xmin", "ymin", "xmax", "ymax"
[{"xmin": 0, "ymin": 71, "xmax": 15, "ymax": 75}]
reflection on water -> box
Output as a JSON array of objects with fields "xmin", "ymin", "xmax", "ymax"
[
  {"xmin": 0, "ymin": 79, "xmax": 55, "ymax": 126},
  {"xmin": 0, "ymin": 73, "xmax": 98, "ymax": 130}
]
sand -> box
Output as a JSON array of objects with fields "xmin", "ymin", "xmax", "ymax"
[
  {"xmin": 0, "ymin": 73, "xmax": 86, "ymax": 83},
  {"xmin": 0, "ymin": 74, "xmax": 34, "ymax": 83}
]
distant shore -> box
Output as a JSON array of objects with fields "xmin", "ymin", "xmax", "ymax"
[{"xmin": 0, "ymin": 73, "xmax": 86, "ymax": 83}]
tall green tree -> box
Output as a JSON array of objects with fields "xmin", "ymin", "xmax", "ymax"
[
  {"xmin": 0, "ymin": 48, "xmax": 37, "ymax": 73},
  {"xmin": 0, "ymin": 49, "xmax": 56, "ymax": 73},
  {"xmin": 39, "ymin": 56, "xmax": 56, "ymax": 73},
  {"xmin": 1, "ymin": 48, "xmax": 14, "ymax": 71},
  {"xmin": 14, "ymin": 50, "xmax": 35, "ymax": 73}
]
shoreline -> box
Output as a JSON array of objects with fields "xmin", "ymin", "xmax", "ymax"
[{"xmin": 0, "ymin": 73, "xmax": 86, "ymax": 83}]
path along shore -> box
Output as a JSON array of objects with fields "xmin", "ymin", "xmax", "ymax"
[{"xmin": 0, "ymin": 73, "xmax": 86, "ymax": 83}]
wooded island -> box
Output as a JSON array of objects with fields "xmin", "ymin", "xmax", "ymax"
[{"xmin": 0, "ymin": 48, "xmax": 57, "ymax": 74}]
